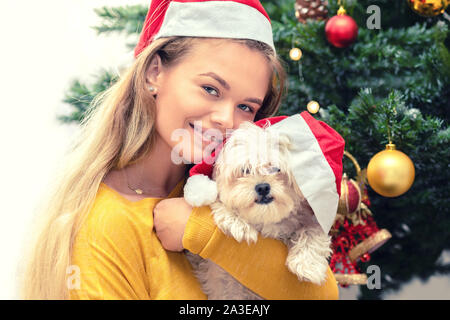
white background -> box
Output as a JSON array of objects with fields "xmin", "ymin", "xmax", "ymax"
[
  {"xmin": 0, "ymin": 0, "xmax": 448, "ymax": 300},
  {"xmin": 0, "ymin": 0, "xmax": 139, "ymax": 299}
]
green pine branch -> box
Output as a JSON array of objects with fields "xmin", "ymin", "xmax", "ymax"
[
  {"xmin": 92, "ymin": 5, "xmax": 148, "ymax": 35},
  {"xmin": 59, "ymin": 70, "xmax": 118, "ymax": 124},
  {"xmin": 273, "ymin": 18, "xmax": 449, "ymax": 119}
]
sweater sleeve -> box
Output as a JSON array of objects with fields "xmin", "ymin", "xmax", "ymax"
[{"xmin": 182, "ymin": 205, "xmax": 339, "ymax": 300}]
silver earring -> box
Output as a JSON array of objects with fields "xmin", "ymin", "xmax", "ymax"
[{"xmin": 149, "ymin": 86, "xmax": 156, "ymax": 92}]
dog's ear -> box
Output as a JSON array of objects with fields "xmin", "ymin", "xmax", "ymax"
[
  {"xmin": 212, "ymin": 165, "xmax": 219, "ymax": 180},
  {"xmin": 301, "ymin": 198, "xmax": 315, "ymax": 217},
  {"xmin": 278, "ymin": 134, "xmax": 292, "ymax": 152},
  {"xmin": 238, "ymin": 121, "xmax": 257, "ymax": 130}
]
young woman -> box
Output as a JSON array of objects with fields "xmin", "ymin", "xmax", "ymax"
[{"xmin": 22, "ymin": 0, "xmax": 339, "ymax": 299}]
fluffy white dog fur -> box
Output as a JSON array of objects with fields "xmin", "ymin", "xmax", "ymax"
[{"xmin": 186, "ymin": 121, "xmax": 332, "ymax": 300}]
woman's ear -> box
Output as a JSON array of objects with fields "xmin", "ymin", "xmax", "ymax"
[{"xmin": 145, "ymin": 53, "xmax": 164, "ymax": 92}]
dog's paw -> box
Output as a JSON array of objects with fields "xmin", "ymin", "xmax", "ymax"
[
  {"xmin": 212, "ymin": 205, "xmax": 259, "ymax": 244},
  {"xmin": 227, "ymin": 218, "xmax": 259, "ymax": 244},
  {"xmin": 215, "ymin": 216, "xmax": 258, "ymax": 244},
  {"xmin": 286, "ymin": 253, "xmax": 329, "ymax": 285}
]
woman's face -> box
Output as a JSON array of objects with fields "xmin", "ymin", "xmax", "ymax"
[{"xmin": 146, "ymin": 39, "xmax": 272, "ymax": 164}]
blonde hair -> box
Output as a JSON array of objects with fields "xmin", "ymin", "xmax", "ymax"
[{"xmin": 21, "ymin": 36, "xmax": 287, "ymax": 299}]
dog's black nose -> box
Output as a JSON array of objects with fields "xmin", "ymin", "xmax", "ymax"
[{"xmin": 255, "ymin": 183, "xmax": 270, "ymax": 196}]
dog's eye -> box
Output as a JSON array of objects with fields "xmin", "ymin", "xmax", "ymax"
[
  {"xmin": 259, "ymin": 166, "xmax": 280, "ymax": 175},
  {"xmin": 241, "ymin": 168, "xmax": 251, "ymax": 175},
  {"xmin": 269, "ymin": 167, "xmax": 281, "ymax": 174}
]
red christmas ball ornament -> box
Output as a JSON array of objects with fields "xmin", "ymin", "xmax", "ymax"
[
  {"xmin": 325, "ymin": 6, "xmax": 358, "ymax": 48},
  {"xmin": 337, "ymin": 174, "xmax": 361, "ymax": 216}
]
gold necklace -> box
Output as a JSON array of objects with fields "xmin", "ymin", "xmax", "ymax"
[
  {"xmin": 123, "ymin": 167, "xmax": 168, "ymax": 196},
  {"xmin": 123, "ymin": 167, "xmax": 144, "ymax": 195}
]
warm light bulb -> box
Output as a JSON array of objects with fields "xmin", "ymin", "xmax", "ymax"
[
  {"xmin": 289, "ymin": 47, "xmax": 302, "ymax": 61},
  {"xmin": 307, "ymin": 100, "xmax": 320, "ymax": 114}
]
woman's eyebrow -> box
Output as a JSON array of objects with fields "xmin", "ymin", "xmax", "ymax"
[
  {"xmin": 198, "ymin": 72, "xmax": 263, "ymax": 106},
  {"xmin": 198, "ymin": 72, "xmax": 230, "ymax": 90}
]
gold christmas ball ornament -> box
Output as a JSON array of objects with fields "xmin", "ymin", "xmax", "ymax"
[
  {"xmin": 407, "ymin": 0, "xmax": 449, "ymax": 17},
  {"xmin": 307, "ymin": 100, "xmax": 320, "ymax": 113},
  {"xmin": 289, "ymin": 47, "xmax": 303, "ymax": 61},
  {"xmin": 367, "ymin": 144, "xmax": 415, "ymax": 197}
]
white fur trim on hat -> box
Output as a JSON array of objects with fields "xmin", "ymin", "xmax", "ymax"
[
  {"xmin": 154, "ymin": 1, "xmax": 276, "ymax": 53},
  {"xmin": 184, "ymin": 174, "xmax": 218, "ymax": 207},
  {"xmin": 268, "ymin": 114, "xmax": 339, "ymax": 234}
]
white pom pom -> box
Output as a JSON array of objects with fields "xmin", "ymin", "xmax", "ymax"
[{"xmin": 184, "ymin": 174, "xmax": 218, "ymax": 207}]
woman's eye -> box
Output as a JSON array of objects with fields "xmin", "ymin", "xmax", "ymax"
[
  {"xmin": 202, "ymin": 86, "xmax": 253, "ymax": 113},
  {"xmin": 238, "ymin": 104, "xmax": 254, "ymax": 113},
  {"xmin": 202, "ymin": 86, "xmax": 218, "ymax": 96}
]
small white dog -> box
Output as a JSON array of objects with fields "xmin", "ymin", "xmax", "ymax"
[{"xmin": 185, "ymin": 121, "xmax": 333, "ymax": 300}]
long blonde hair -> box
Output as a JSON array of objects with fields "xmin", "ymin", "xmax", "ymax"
[{"xmin": 21, "ymin": 36, "xmax": 287, "ymax": 299}]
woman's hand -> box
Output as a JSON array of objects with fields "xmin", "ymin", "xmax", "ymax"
[{"xmin": 153, "ymin": 197, "xmax": 193, "ymax": 251}]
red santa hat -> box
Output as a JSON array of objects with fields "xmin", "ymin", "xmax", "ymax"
[
  {"xmin": 134, "ymin": 0, "xmax": 276, "ymax": 58},
  {"xmin": 183, "ymin": 111, "xmax": 345, "ymax": 234}
]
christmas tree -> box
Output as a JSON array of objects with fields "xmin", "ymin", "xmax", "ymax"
[{"xmin": 60, "ymin": 0, "xmax": 450, "ymax": 299}]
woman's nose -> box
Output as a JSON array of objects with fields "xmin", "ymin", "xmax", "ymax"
[{"xmin": 210, "ymin": 105, "xmax": 234, "ymax": 130}]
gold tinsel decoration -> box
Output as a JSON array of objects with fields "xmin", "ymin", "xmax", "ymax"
[
  {"xmin": 334, "ymin": 273, "xmax": 368, "ymax": 286},
  {"xmin": 348, "ymin": 229, "xmax": 392, "ymax": 262}
]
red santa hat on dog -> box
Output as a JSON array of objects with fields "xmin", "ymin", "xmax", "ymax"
[
  {"xmin": 184, "ymin": 111, "xmax": 345, "ymax": 234},
  {"xmin": 134, "ymin": 0, "xmax": 276, "ymax": 58}
]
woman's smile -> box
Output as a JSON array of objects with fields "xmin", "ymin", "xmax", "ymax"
[{"xmin": 189, "ymin": 122, "xmax": 223, "ymax": 144}]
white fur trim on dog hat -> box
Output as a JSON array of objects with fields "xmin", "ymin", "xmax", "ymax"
[
  {"xmin": 262, "ymin": 112, "xmax": 345, "ymax": 234},
  {"xmin": 134, "ymin": 0, "xmax": 276, "ymax": 58}
]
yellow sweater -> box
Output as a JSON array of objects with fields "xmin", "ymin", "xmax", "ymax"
[{"xmin": 70, "ymin": 179, "xmax": 339, "ymax": 300}]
